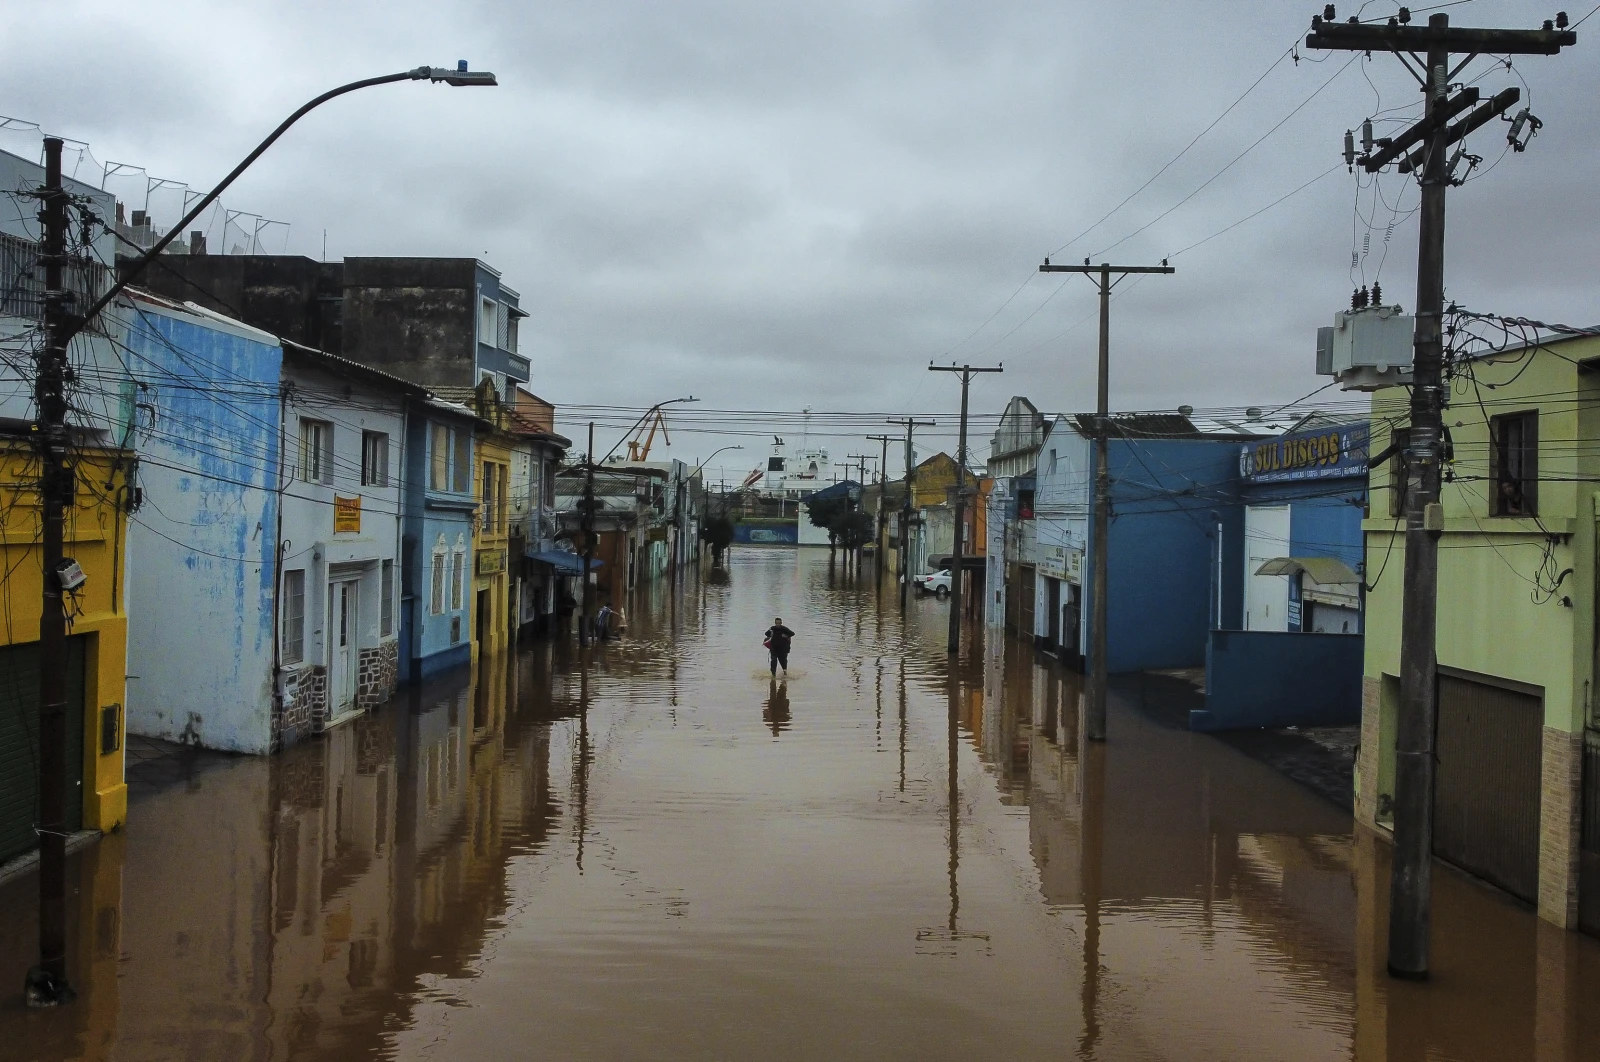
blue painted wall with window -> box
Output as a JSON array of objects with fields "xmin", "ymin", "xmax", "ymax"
[{"xmin": 401, "ymin": 401, "xmax": 478, "ymax": 682}]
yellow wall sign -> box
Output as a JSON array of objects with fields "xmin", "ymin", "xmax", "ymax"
[
  {"xmin": 476, "ymin": 548, "xmax": 506, "ymax": 575},
  {"xmin": 334, "ymin": 496, "xmax": 362, "ymax": 534}
]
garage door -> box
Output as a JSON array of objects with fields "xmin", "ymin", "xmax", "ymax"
[
  {"xmin": 0, "ymin": 638, "xmax": 86, "ymax": 864},
  {"xmin": 1433, "ymin": 674, "xmax": 1542, "ymax": 904}
]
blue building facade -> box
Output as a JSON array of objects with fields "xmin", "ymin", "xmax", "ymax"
[
  {"xmin": 1095, "ymin": 432, "xmax": 1246, "ymax": 673},
  {"xmin": 472, "ymin": 264, "xmax": 531, "ymax": 390},
  {"xmin": 401, "ymin": 397, "xmax": 480, "ymax": 683},
  {"xmin": 120, "ymin": 294, "xmax": 283, "ymax": 753},
  {"xmin": 1193, "ymin": 420, "xmax": 1369, "ymax": 732}
]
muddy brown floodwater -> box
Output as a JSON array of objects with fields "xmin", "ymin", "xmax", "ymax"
[{"xmin": 2, "ymin": 547, "xmax": 1599, "ymax": 1060}]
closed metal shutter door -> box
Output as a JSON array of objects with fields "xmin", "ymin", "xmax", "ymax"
[
  {"xmin": 0, "ymin": 638, "xmax": 86, "ymax": 864},
  {"xmin": 1433, "ymin": 675, "xmax": 1542, "ymax": 904},
  {"xmin": 1580, "ymin": 729, "xmax": 1600, "ymax": 936}
]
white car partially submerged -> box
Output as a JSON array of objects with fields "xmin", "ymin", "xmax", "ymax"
[{"xmin": 912, "ymin": 569, "xmax": 952, "ymax": 596}]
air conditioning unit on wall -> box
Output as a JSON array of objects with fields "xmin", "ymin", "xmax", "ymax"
[{"xmin": 1316, "ymin": 304, "xmax": 1414, "ymax": 391}]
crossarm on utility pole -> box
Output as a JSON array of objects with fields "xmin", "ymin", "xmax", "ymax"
[
  {"xmin": 1305, "ymin": 21, "xmax": 1574, "ymax": 54},
  {"xmin": 1396, "ymin": 87, "xmax": 1521, "ymax": 174}
]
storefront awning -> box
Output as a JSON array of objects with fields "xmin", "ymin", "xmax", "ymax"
[
  {"xmin": 528, "ymin": 550, "xmax": 603, "ymax": 576},
  {"xmin": 1254, "ymin": 556, "xmax": 1359, "ymax": 586}
]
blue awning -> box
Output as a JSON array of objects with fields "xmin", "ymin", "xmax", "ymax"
[{"xmin": 528, "ymin": 550, "xmax": 602, "ymax": 575}]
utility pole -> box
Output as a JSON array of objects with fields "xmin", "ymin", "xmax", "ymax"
[
  {"xmin": 867, "ymin": 434, "xmax": 902, "ymax": 585},
  {"xmin": 1308, "ymin": 7, "xmax": 1574, "ymax": 981},
  {"xmin": 25, "ymin": 138, "xmax": 74, "ymax": 1008},
  {"xmin": 888, "ymin": 418, "xmax": 935, "ymax": 609},
  {"xmin": 848, "ymin": 453, "xmax": 873, "ymax": 570},
  {"xmin": 1039, "ymin": 259, "xmax": 1173, "ymax": 739},
  {"xmin": 580, "ymin": 422, "xmax": 596, "ymax": 649},
  {"xmin": 929, "ymin": 364, "xmax": 1003, "ymax": 653}
]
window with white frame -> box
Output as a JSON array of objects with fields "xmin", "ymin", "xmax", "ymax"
[
  {"xmin": 506, "ymin": 314, "xmax": 518, "ymax": 353},
  {"xmin": 431, "ymin": 550, "xmax": 446, "ymax": 615},
  {"xmin": 362, "ymin": 431, "xmax": 390, "ymax": 487},
  {"xmin": 480, "ymin": 296, "xmax": 496, "ymax": 346},
  {"xmin": 299, "ymin": 419, "xmax": 333, "ymax": 484},
  {"xmin": 430, "ymin": 423, "xmax": 449, "ymax": 491},
  {"xmin": 381, "ymin": 559, "xmax": 394, "ymax": 636},
  {"xmin": 451, "ymin": 543, "xmax": 466, "ymax": 611},
  {"xmin": 282, "ymin": 569, "xmax": 306, "ymax": 663}
]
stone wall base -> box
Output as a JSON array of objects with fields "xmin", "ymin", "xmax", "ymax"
[
  {"xmin": 1356, "ymin": 675, "xmax": 1382, "ymax": 830},
  {"xmin": 1537, "ymin": 725, "xmax": 1582, "ymax": 929}
]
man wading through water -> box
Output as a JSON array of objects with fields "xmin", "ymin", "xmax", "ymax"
[{"xmin": 764, "ymin": 617, "xmax": 795, "ymax": 676}]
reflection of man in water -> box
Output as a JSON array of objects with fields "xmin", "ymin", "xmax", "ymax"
[{"xmin": 763, "ymin": 679, "xmax": 791, "ymax": 736}]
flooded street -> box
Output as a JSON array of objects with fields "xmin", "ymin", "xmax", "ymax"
[{"xmin": 3, "ymin": 546, "xmax": 1600, "ymax": 1060}]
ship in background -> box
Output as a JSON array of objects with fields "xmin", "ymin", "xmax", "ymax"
[{"xmin": 760, "ymin": 434, "xmax": 833, "ymax": 499}]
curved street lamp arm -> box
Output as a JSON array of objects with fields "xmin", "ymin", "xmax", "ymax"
[{"xmin": 73, "ymin": 67, "xmax": 474, "ymax": 340}]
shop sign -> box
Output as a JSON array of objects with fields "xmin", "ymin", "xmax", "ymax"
[
  {"xmin": 1240, "ymin": 422, "xmax": 1368, "ymax": 483},
  {"xmin": 333, "ymin": 496, "xmax": 361, "ymax": 534},
  {"xmin": 1039, "ymin": 544, "xmax": 1083, "ymax": 584},
  {"xmin": 476, "ymin": 548, "xmax": 506, "ymax": 575}
]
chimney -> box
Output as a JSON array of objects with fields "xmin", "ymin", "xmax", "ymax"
[
  {"xmin": 115, "ymin": 202, "xmax": 125, "ymax": 225},
  {"xmin": 189, "ymin": 231, "xmax": 207, "ymax": 256},
  {"xmin": 131, "ymin": 210, "xmax": 148, "ymax": 228}
]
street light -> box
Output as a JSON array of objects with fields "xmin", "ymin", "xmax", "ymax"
[
  {"xmin": 602, "ymin": 396, "xmax": 699, "ymax": 463},
  {"xmin": 691, "ymin": 444, "xmax": 744, "ymax": 477},
  {"xmin": 26, "ymin": 61, "xmax": 496, "ymax": 1009},
  {"xmin": 68, "ymin": 61, "xmax": 497, "ymax": 342}
]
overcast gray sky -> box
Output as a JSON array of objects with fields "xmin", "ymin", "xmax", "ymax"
[{"xmin": 9, "ymin": 0, "xmax": 1598, "ymax": 477}]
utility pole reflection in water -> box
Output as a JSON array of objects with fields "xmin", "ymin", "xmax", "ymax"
[
  {"xmin": 898, "ymin": 657, "xmax": 908, "ymax": 794},
  {"xmin": 574, "ymin": 660, "xmax": 591, "ymax": 873},
  {"xmin": 1079, "ymin": 718, "xmax": 1107, "ymax": 1058},
  {"xmin": 918, "ymin": 668, "xmax": 989, "ymax": 955}
]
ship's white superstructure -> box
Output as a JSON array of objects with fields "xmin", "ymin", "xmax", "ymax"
[{"xmin": 761, "ymin": 436, "xmax": 833, "ymax": 498}]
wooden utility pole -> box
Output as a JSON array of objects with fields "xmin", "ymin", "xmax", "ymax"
[
  {"xmin": 25, "ymin": 137, "xmax": 75, "ymax": 1008},
  {"xmin": 1038, "ymin": 260, "xmax": 1173, "ymax": 739},
  {"xmin": 867, "ymin": 434, "xmax": 902, "ymax": 585},
  {"xmin": 929, "ymin": 365, "xmax": 1002, "ymax": 653},
  {"xmin": 888, "ymin": 418, "xmax": 935, "ymax": 609},
  {"xmin": 1309, "ymin": 7, "xmax": 1574, "ymax": 981},
  {"xmin": 580, "ymin": 422, "xmax": 596, "ymax": 648},
  {"xmin": 847, "ymin": 453, "xmax": 873, "ymax": 570}
]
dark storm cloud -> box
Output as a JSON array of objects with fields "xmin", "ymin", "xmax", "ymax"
[{"xmin": 11, "ymin": 0, "xmax": 1599, "ymax": 464}]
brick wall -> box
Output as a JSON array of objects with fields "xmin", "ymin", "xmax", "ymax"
[{"xmin": 1537, "ymin": 725, "xmax": 1582, "ymax": 928}]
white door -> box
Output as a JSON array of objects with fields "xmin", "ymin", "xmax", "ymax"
[
  {"xmin": 1244, "ymin": 505, "xmax": 1291, "ymax": 631},
  {"xmin": 329, "ymin": 579, "xmax": 360, "ymax": 712}
]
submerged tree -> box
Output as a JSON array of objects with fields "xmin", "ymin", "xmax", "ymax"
[
  {"xmin": 701, "ymin": 515, "xmax": 735, "ymax": 566},
  {"xmin": 806, "ymin": 495, "xmax": 849, "ymax": 559}
]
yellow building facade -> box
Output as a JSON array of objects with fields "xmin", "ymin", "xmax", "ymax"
[
  {"xmin": 468, "ymin": 380, "xmax": 513, "ymax": 662},
  {"xmin": 1359, "ymin": 332, "xmax": 1600, "ymax": 933},
  {"xmin": 0, "ymin": 442, "xmax": 130, "ymax": 865}
]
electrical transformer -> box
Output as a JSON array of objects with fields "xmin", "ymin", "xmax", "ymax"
[{"xmin": 1315, "ymin": 303, "xmax": 1414, "ymax": 391}]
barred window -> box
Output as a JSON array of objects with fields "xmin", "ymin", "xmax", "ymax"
[{"xmin": 282, "ymin": 569, "xmax": 306, "ymax": 663}]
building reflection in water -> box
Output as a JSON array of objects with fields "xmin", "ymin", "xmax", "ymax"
[
  {"xmin": 960, "ymin": 631, "xmax": 1600, "ymax": 1061},
  {"xmin": 0, "ymin": 638, "xmax": 573, "ymax": 1061}
]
